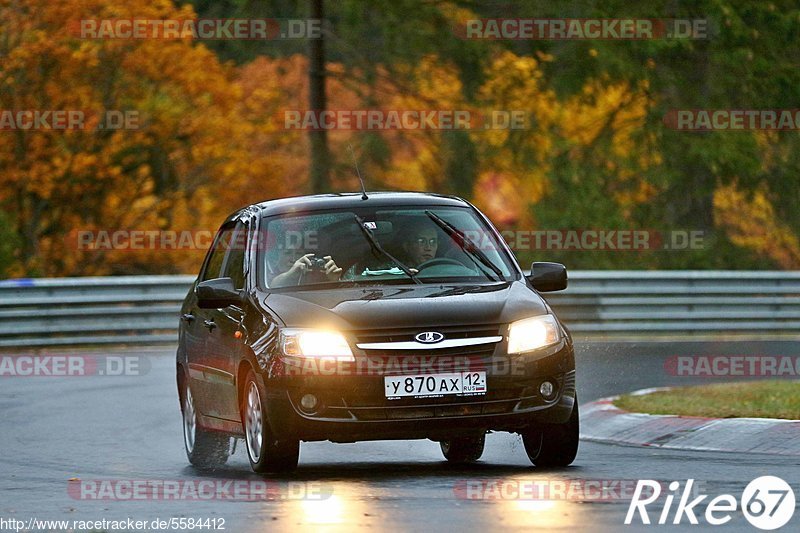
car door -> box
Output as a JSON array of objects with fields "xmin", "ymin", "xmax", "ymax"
[
  {"xmin": 203, "ymin": 220, "xmax": 250, "ymax": 421},
  {"xmin": 186, "ymin": 222, "xmax": 237, "ymax": 420}
]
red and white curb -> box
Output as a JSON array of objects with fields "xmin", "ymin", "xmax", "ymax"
[{"xmin": 580, "ymin": 388, "xmax": 800, "ymax": 456}]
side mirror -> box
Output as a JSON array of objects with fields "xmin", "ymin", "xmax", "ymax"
[
  {"xmin": 527, "ymin": 262, "xmax": 568, "ymax": 292},
  {"xmin": 196, "ymin": 277, "xmax": 243, "ymax": 309}
]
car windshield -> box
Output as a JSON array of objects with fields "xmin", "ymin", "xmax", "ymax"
[{"xmin": 258, "ymin": 206, "xmax": 517, "ymax": 289}]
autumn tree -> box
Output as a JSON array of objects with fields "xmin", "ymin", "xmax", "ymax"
[{"xmin": 0, "ymin": 0, "xmax": 291, "ymax": 276}]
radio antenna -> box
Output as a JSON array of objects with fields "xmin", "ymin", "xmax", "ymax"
[{"xmin": 348, "ymin": 144, "xmax": 369, "ymax": 200}]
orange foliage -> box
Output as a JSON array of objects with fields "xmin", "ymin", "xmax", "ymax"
[
  {"xmin": 714, "ymin": 183, "xmax": 800, "ymax": 268},
  {"xmin": 0, "ymin": 3, "xmax": 678, "ymax": 276},
  {"xmin": 0, "ymin": 0, "xmax": 292, "ymax": 275}
]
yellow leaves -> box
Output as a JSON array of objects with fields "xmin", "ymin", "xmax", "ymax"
[
  {"xmin": 479, "ymin": 51, "xmax": 551, "ymax": 109},
  {"xmin": 513, "ymin": 56, "xmax": 538, "ymax": 76},
  {"xmin": 535, "ymin": 51, "xmax": 554, "ymax": 63},
  {"xmin": 470, "ymin": 49, "xmax": 658, "ymax": 223},
  {"xmin": 130, "ymin": 194, "xmax": 158, "ymax": 213},
  {"xmin": 71, "ymin": 153, "xmax": 98, "ymax": 172},
  {"xmin": 614, "ymin": 180, "xmax": 659, "ymax": 208},
  {"xmin": 412, "ymin": 55, "xmax": 463, "ymax": 105},
  {"xmin": 555, "ymin": 76, "xmax": 659, "ymax": 212},
  {"xmin": 437, "ymin": 3, "xmax": 479, "ymax": 26},
  {"xmin": 714, "ymin": 183, "xmax": 800, "ymax": 268},
  {"xmin": 561, "ymin": 78, "xmax": 640, "ymax": 147},
  {"xmin": 475, "ymin": 51, "xmax": 558, "ymax": 165},
  {"xmin": 0, "ymin": 0, "xmax": 299, "ymax": 275},
  {"xmin": 383, "ymin": 147, "xmax": 434, "ymax": 192},
  {"xmin": 70, "ymin": 42, "xmax": 100, "ymax": 67}
]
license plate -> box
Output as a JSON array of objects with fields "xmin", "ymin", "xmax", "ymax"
[{"xmin": 384, "ymin": 371, "xmax": 487, "ymax": 399}]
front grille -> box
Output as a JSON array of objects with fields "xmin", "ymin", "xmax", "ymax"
[
  {"xmin": 353, "ymin": 325, "xmax": 502, "ymax": 345},
  {"xmin": 352, "ymin": 324, "xmax": 503, "ymax": 362},
  {"xmin": 361, "ymin": 342, "xmax": 496, "ymax": 359}
]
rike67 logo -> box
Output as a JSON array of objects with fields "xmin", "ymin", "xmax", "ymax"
[{"xmin": 626, "ymin": 477, "xmax": 795, "ymax": 530}]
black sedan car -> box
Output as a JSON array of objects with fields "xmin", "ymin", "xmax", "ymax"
[{"xmin": 177, "ymin": 192, "xmax": 577, "ymax": 472}]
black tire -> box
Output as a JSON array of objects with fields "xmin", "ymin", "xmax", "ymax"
[
  {"xmin": 440, "ymin": 434, "xmax": 486, "ymax": 463},
  {"xmin": 522, "ymin": 400, "xmax": 579, "ymax": 467},
  {"xmin": 242, "ymin": 369, "xmax": 299, "ymax": 473},
  {"xmin": 182, "ymin": 379, "xmax": 229, "ymax": 468}
]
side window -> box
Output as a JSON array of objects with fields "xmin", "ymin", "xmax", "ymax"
[
  {"xmin": 200, "ymin": 224, "xmax": 236, "ymax": 282},
  {"xmin": 222, "ymin": 222, "xmax": 248, "ymax": 289}
]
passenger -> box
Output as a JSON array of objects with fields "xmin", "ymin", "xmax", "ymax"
[{"xmin": 269, "ymin": 246, "xmax": 342, "ymax": 288}]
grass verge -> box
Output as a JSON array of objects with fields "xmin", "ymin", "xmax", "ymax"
[{"xmin": 614, "ymin": 380, "xmax": 800, "ymax": 420}]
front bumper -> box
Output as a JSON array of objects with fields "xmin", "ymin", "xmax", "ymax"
[{"xmin": 262, "ymin": 340, "xmax": 576, "ymax": 443}]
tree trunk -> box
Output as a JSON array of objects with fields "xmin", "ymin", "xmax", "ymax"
[{"xmin": 308, "ymin": 0, "xmax": 329, "ymax": 193}]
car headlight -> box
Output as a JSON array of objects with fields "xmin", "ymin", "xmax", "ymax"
[
  {"xmin": 507, "ymin": 315, "xmax": 561, "ymax": 354},
  {"xmin": 279, "ymin": 329, "xmax": 355, "ymax": 361}
]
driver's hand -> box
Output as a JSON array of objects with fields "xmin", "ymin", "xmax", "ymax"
[{"xmin": 322, "ymin": 255, "xmax": 343, "ymax": 281}]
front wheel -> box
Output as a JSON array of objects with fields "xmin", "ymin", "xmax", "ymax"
[
  {"xmin": 522, "ymin": 401, "xmax": 579, "ymax": 467},
  {"xmin": 440, "ymin": 434, "xmax": 485, "ymax": 463},
  {"xmin": 182, "ymin": 381, "xmax": 229, "ymax": 468},
  {"xmin": 243, "ymin": 369, "xmax": 299, "ymax": 473}
]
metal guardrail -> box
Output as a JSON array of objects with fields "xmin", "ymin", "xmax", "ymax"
[
  {"xmin": 0, "ymin": 276, "xmax": 194, "ymax": 347},
  {"xmin": 546, "ymin": 271, "xmax": 800, "ymax": 334},
  {"xmin": 0, "ymin": 272, "xmax": 798, "ymax": 347}
]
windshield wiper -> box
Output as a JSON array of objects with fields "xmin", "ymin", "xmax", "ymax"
[
  {"xmin": 353, "ymin": 215, "xmax": 422, "ymax": 284},
  {"xmin": 424, "ymin": 210, "xmax": 505, "ymax": 281}
]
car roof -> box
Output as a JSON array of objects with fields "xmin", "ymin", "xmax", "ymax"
[{"xmin": 228, "ymin": 191, "xmax": 472, "ymax": 222}]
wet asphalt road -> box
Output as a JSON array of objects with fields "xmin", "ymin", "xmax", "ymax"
[{"xmin": 0, "ymin": 340, "xmax": 798, "ymax": 532}]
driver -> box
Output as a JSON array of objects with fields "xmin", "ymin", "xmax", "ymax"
[
  {"xmin": 401, "ymin": 223, "xmax": 439, "ymax": 267},
  {"xmin": 342, "ymin": 220, "xmax": 440, "ymax": 278}
]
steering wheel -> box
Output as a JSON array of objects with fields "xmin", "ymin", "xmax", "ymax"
[{"xmin": 415, "ymin": 257, "xmax": 467, "ymax": 271}]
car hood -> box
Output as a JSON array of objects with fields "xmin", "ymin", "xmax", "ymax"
[{"xmin": 260, "ymin": 281, "xmax": 550, "ymax": 330}]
